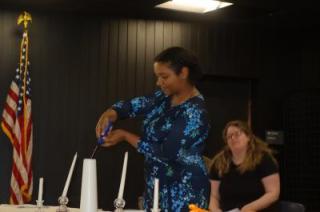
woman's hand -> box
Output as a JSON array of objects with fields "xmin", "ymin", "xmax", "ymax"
[
  {"xmin": 101, "ymin": 129, "xmax": 128, "ymax": 147},
  {"xmin": 96, "ymin": 109, "xmax": 117, "ymax": 138}
]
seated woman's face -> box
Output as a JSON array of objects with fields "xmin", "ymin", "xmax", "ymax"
[
  {"xmin": 226, "ymin": 126, "xmax": 250, "ymax": 153},
  {"xmin": 154, "ymin": 62, "xmax": 186, "ymax": 96}
]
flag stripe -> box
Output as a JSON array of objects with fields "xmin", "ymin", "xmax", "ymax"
[
  {"xmin": 1, "ymin": 121, "xmax": 21, "ymax": 154},
  {"xmin": 2, "ymin": 108, "xmax": 15, "ymax": 130},
  {"xmin": 9, "ymin": 187, "xmax": 19, "ymax": 204},
  {"xmin": 26, "ymin": 116, "xmax": 32, "ymax": 149},
  {"xmin": 12, "ymin": 160, "xmax": 25, "ymax": 189},
  {"xmin": 8, "ymin": 83, "xmax": 19, "ymax": 102},
  {"xmin": 5, "ymin": 94, "xmax": 18, "ymax": 115}
]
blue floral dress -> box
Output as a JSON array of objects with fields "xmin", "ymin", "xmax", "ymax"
[{"xmin": 112, "ymin": 90, "xmax": 210, "ymax": 212}]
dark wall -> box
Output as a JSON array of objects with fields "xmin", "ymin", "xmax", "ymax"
[
  {"xmin": 1, "ymin": 9, "xmax": 319, "ymax": 211},
  {"xmin": 253, "ymin": 26, "xmax": 320, "ymax": 211}
]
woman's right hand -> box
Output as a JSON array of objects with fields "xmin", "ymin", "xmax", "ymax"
[{"xmin": 95, "ymin": 109, "xmax": 116, "ymax": 138}]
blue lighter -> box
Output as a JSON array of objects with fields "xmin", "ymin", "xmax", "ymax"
[{"xmin": 90, "ymin": 122, "xmax": 113, "ymax": 158}]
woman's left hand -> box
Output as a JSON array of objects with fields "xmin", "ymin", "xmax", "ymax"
[{"xmin": 101, "ymin": 129, "xmax": 128, "ymax": 147}]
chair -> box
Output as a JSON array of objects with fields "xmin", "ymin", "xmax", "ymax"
[
  {"xmin": 279, "ymin": 201, "xmax": 305, "ymax": 212},
  {"xmin": 137, "ymin": 196, "xmax": 144, "ymax": 210}
]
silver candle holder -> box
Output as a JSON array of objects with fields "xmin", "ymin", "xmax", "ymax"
[
  {"xmin": 56, "ymin": 196, "xmax": 69, "ymax": 212},
  {"xmin": 113, "ymin": 198, "xmax": 126, "ymax": 212},
  {"xmin": 35, "ymin": 200, "xmax": 44, "ymax": 212}
]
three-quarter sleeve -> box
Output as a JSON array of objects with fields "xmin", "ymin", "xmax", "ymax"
[
  {"xmin": 137, "ymin": 102, "xmax": 209, "ymax": 163},
  {"xmin": 111, "ymin": 90, "xmax": 164, "ymax": 120}
]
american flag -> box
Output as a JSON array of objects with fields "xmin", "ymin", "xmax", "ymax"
[{"xmin": 1, "ymin": 31, "xmax": 33, "ymax": 204}]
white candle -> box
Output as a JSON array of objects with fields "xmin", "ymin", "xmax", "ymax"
[
  {"xmin": 80, "ymin": 159, "xmax": 98, "ymax": 212},
  {"xmin": 62, "ymin": 152, "xmax": 78, "ymax": 197},
  {"xmin": 117, "ymin": 152, "xmax": 128, "ymax": 199},
  {"xmin": 153, "ymin": 178, "xmax": 159, "ymax": 210},
  {"xmin": 37, "ymin": 177, "xmax": 44, "ymax": 202}
]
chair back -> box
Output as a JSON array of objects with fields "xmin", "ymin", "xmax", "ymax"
[{"xmin": 280, "ymin": 201, "xmax": 305, "ymax": 212}]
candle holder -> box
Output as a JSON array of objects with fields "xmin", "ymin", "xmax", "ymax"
[
  {"xmin": 56, "ymin": 196, "xmax": 69, "ymax": 212},
  {"xmin": 113, "ymin": 198, "xmax": 126, "ymax": 212},
  {"xmin": 36, "ymin": 200, "xmax": 44, "ymax": 212}
]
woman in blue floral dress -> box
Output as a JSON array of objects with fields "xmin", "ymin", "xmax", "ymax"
[{"xmin": 96, "ymin": 47, "xmax": 210, "ymax": 211}]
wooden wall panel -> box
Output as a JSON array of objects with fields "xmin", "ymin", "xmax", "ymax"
[
  {"xmin": 145, "ymin": 21, "xmax": 156, "ymax": 92},
  {"xmin": 127, "ymin": 20, "xmax": 137, "ymax": 99},
  {"xmin": 136, "ymin": 20, "xmax": 146, "ymax": 96}
]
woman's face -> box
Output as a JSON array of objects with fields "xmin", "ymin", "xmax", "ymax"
[
  {"xmin": 226, "ymin": 126, "xmax": 250, "ymax": 153},
  {"xmin": 154, "ymin": 62, "xmax": 187, "ymax": 96}
]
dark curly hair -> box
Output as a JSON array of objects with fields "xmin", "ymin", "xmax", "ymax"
[{"xmin": 154, "ymin": 47, "xmax": 203, "ymax": 85}]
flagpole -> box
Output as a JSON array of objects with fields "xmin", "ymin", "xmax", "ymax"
[
  {"xmin": 18, "ymin": 11, "xmax": 33, "ymax": 203},
  {"xmin": 17, "ymin": 11, "xmax": 32, "ymax": 99}
]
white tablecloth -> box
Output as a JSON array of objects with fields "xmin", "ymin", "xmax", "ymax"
[
  {"xmin": 0, "ymin": 205, "xmax": 81, "ymax": 212},
  {"xmin": 0, "ymin": 205, "xmax": 144, "ymax": 212}
]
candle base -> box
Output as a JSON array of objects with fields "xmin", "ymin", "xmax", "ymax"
[
  {"xmin": 151, "ymin": 209, "xmax": 161, "ymax": 212},
  {"xmin": 36, "ymin": 200, "xmax": 44, "ymax": 207},
  {"xmin": 36, "ymin": 200, "xmax": 44, "ymax": 212},
  {"xmin": 113, "ymin": 198, "xmax": 126, "ymax": 212},
  {"xmin": 56, "ymin": 196, "xmax": 69, "ymax": 212}
]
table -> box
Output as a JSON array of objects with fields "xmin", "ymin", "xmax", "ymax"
[
  {"xmin": 0, "ymin": 205, "xmax": 81, "ymax": 212},
  {"xmin": 0, "ymin": 205, "xmax": 144, "ymax": 212}
]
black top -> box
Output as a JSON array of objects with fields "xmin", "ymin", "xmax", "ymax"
[{"xmin": 210, "ymin": 154, "xmax": 279, "ymax": 211}]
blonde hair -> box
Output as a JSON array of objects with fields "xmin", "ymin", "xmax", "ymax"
[{"xmin": 212, "ymin": 120, "xmax": 277, "ymax": 177}]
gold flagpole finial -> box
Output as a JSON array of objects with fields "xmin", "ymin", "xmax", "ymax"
[{"xmin": 17, "ymin": 11, "xmax": 32, "ymax": 29}]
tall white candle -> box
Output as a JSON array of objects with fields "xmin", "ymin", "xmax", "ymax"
[
  {"xmin": 37, "ymin": 177, "xmax": 44, "ymax": 202},
  {"xmin": 62, "ymin": 152, "xmax": 78, "ymax": 197},
  {"xmin": 117, "ymin": 152, "xmax": 128, "ymax": 199},
  {"xmin": 153, "ymin": 178, "xmax": 159, "ymax": 210},
  {"xmin": 80, "ymin": 159, "xmax": 98, "ymax": 212}
]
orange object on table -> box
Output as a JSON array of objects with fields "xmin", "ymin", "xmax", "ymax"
[{"xmin": 189, "ymin": 204, "xmax": 209, "ymax": 212}]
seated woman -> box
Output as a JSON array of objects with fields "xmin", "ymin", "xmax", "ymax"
[{"xmin": 209, "ymin": 120, "xmax": 280, "ymax": 212}]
